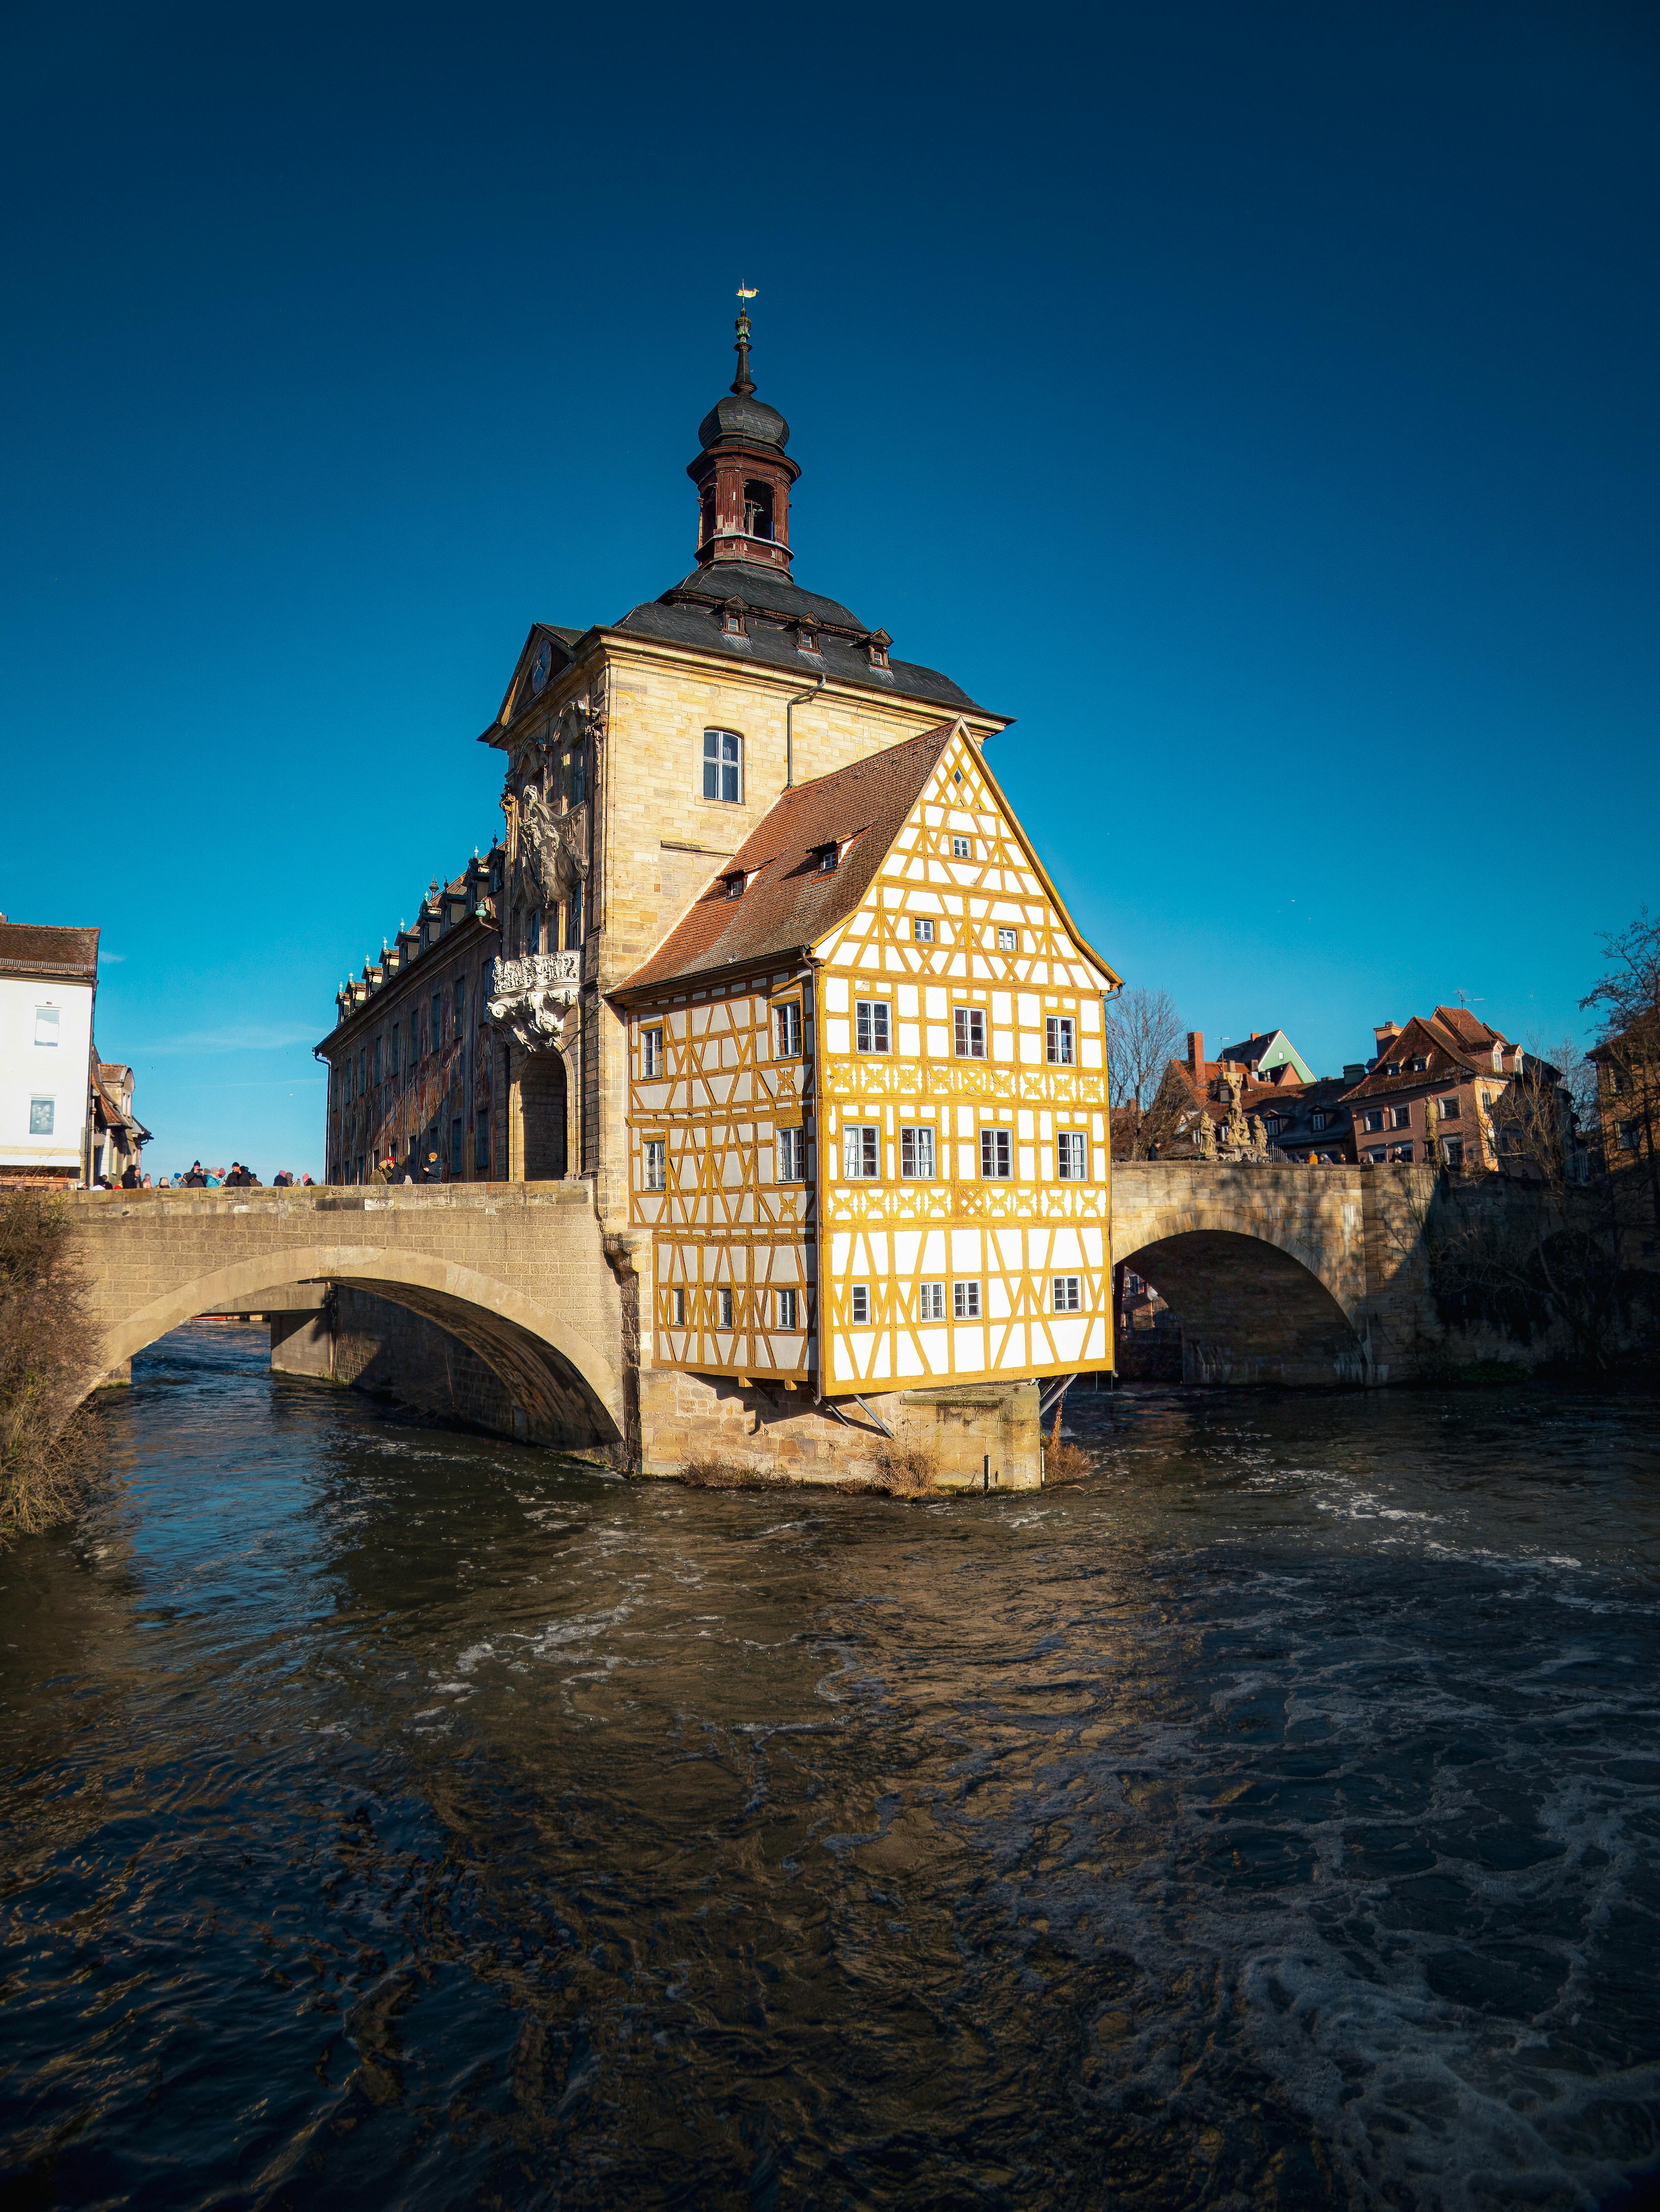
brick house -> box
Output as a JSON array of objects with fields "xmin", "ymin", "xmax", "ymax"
[{"xmin": 1340, "ymin": 1008, "xmax": 1552, "ymax": 1171}]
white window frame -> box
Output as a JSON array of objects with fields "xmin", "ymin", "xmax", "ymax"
[
  {"xmin": 775, "ymin": 1001, "xmax": 802, "ymax": 1057},
  {"xmin": 849, "ymin": 1284, "xmax": 870, "ymax": 1325},
  {"xmin": 33, "ymin": 1006, "xmax": 59, "ymax": 1047},
  {"xmin": 951, "ymin": 835, "xmax": 972, "ymax": 859},
  {"xmin": 644, "ymin": 1139, "xmax": 666, "ymax": 1191},
  {"xmin": 996, "ymin": 927, "xmax": 1018, "ymax": 951},
  {"xmin": 777, "ymin": 1127, "xmax": 806, "ymax": 1182},
  {"xmin": 900, "ymin": 1125, "xmax": 936, "ymax": 1179},
  {"xmin": 1056, "ymin": 1130, "xmax": 1087, "ymax": 1180},
  {"xmin": 855, "ymin": 1000, "xmax": 891, "ymax": 1053},
  {"xmin": 1046, "ymin": 1016, "xmax": 1075, "ymax": 1066},
  {"xmin": 641, "ymin": 1025, "xmax": 664, "ymax": 1078},
  {"xmin": 954, "ymin": 1006, "xmax": 985, "ymax": 1059},
  {"xmin": 702, "ymin": 728, "xmax": 743, "ymax": 803},
  {"xmin": 913, "ymin": 918, "xmax": 935, "ymax": 943},
  {"xmin": 29, "ymin": 1096, "xmax": 56, "ymax": 1137},
  {"xmin": 842, "ymin": 1124, "xmax": 880, "ymax": 1179},
  {"xmin": 1053, "ymin": 1276, "xmax": 1081, "ymax": 1313},
  {"xmin": 718, "ymin": 1287, "xmax": 734, "ymax": 1328},
  {"xmin": 980, "ymin": 1127, "xmax": 1012, "ymax": 1179},
  {"xmin": 776, "ymin": 1287, "xmax": 799, "ymax": 1330},
  {"xmin": 953, "ymin": 1280, "xmax": 981, "ymax": 1319},
  {"xmin": 918, "ymin": 1282, "xmax": 946, "ymax": 1321}
]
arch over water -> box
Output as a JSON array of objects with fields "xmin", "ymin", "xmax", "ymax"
[
  {"xmin": 86, "ymin": 1244, "xmax": 623, "ymax": 1443},
  {"xmin": 1121, "ymin": 1227, "xmax": 1369, "ymax": 1386}
]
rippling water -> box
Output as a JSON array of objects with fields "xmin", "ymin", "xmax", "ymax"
[{"xmin": 3, "ymin": 1326, "xmax": 1659, "ymax": 2210}]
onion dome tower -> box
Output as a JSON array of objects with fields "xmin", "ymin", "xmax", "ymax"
[{"xmin": 688, "ymin": 294, "xmax": 800, "ymax": 578}]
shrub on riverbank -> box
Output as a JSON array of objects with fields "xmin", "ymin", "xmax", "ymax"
[{"xmin": 0, "ymin": 1192, "xmax": 100, "ymax": 1544}]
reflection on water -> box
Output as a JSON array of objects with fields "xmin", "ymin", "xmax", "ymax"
[{"xmin": 2, "ymin": 1324, "xmax": 1659, "ymax": 2209}]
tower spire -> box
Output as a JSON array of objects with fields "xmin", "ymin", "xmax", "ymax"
[{"xmin": 732, "ymin": 285, "xmax": 758, "ymax": 397}]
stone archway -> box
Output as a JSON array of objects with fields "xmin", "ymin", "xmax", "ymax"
[
  {"xmin": 1120, "ymin": 1228, "xmax": 1368, "ymax": 1386},
  {"xmin": 517, "ymin": 1050, "xmax": 567, "ymax": 1180}
]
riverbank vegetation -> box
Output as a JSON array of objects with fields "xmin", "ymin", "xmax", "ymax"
[{"xmin": 0, "ymin": 1192, "xmax": 101, "ymax": 1544}]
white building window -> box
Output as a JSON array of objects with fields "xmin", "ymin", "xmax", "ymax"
[
  {"xmin": 980, "ymin": 1127, "xmax": 1012, "ymax": 1178},
  {"xmin": 1053, "ymin": 1276, "xmax": 1081, "ymax": 1313},
  {"xmin": 952, "ymin": 836, "xmax": 972, "ymax": 858},
  {"xmin": 900, "ymin": 1126, "xmax": 935, "ymax": 1179},
  {"xmin": 842, "ymin": 1124, "xmax": 880, "ymax": 1178},
  {"xmin": 1361, "ymin": 1109, "xmax": 1383, "ymax": 1133},
  {"xmin": 855, "ymin": 1001, "xmax": 891, "ymax": 1053},
  {"xmin": 34, "ymin": 1007, "xmax": 59, "ymax": 1047},
  {"xmin": 1389, "ymin": 1104, "xmax": 1411, "ymax": 1129},
  {"xmin": 29, "ymin": 1097, "xmax": 55, "ymax": 1136},
  {"xmin": 850, "ymin": 1284, "xmax": 870, "ymax": 1324},
  {"xmin": 954, "ymin": 1280, "xmax": 981, "ymax": 1319},
  {"xmin": 1437, "ymin": 1095, "xmax": 1461, "ymax": 1120},
  {"xmin": 1047, "ymin": 1016, "xmax": 1075, "ymax": 1065},
  {"xmin": 642, "ymin": 1026, "xmax": 663, "ymax": 1077},
  {"xmin": 644, "ymin": 1140, "xmax": 666, "ymax": 1191},
  {"xmin": 775, "ymin": 1001, "xmax": 801, "ymax": 1057},
  {"xmin": 954, "ymin": 1007, "xmax": 985, "ymax": 1058},
  {"xmin": 918, "ymin": 1282, "xmax": 946, "ymax": 1321},
  {"xmin": 718, "ymin": 1287, "xmax": 734, "ymax": 1328},
  {"xmin": 777, "ymin": 1127, "xmax": 806, "ymax": 1181},
  {"xmin": 1366, "ymin": 1147, "xmax": 1388, "ymax": 1164},
  {"xmin": 776, "ymin": 1287, "xmax": 799, "ymax": 1329},
  {"xmin": 913, "ymin": 918, "xmax": 935, "ymax": 943},
  {"xmin": 703, "ymin": 728, "xmax": 743, "ymax": 802},
  {"xmin": 996, "ymin": 928, "xmax": 1018, "ymax": 951},
  {"xmin": 1056, "ymin": 1131, "xmax": 1087, "ymax": 1179}
]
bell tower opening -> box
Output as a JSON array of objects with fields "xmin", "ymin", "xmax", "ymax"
[{"xmin": 688, "ymin": 292, "xmax": 800, "ymax": 578}]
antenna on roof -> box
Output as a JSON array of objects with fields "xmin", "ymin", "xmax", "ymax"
[{"xmin": 1456, "ymin": 989, "xmax": 1485, "ymax": 1007}]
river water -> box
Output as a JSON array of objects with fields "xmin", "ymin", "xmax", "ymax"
[{"xmin": 2, "ymin": 1327, "xmax": 1659, "ymax": 2211}]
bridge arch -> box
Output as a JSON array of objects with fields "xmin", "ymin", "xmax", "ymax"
[
  {"xmin": 1118, "ymin": 1225, "xmax": 1369, "ymax": 1386},
  {"xmin": 84, "ymin": 1242, "xmax": 624, "ymax": 1444}
]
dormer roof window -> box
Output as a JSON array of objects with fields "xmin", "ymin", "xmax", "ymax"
[
  {"xmin": 797, "ymin": 624, "xmax": 819, "ymax": 654},
  {"xmin": 813, "ymin": 843, "xmax": 840, "ymax": 874},
  {"xmin": 866, "ymin": 629, "xmax": 891, "ymax": 670},
  {"xmin": 720, "ymin": 869, "xmax": 747, "ymax": 900},
  {"xmin": 720, "ymin": 599, "xmax": 748, "ymax": 638}
]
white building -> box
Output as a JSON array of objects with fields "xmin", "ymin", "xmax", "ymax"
[{"xmin": 0, "ymin": 920, "xmax": 143, "ymax": 1187}]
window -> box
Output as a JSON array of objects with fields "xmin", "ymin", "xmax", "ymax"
[
  {"xmin": 954, "ymin": 1006, "xmax": 985, "ymax": 1058},
  {"xmin": 565, "ymin": 893, "xmax": 584, "ymax": 948},
  {"xmin": 1389, "ymin": 1104, "xmax": 1411, "ymax": 1129},
  {"xmin": 1047, "ymin": 1016, "xmax": 1075, "ymax": 1065},
  {"xmin": 430, "ymin": 993, "xmax": 442, "ymax": 1051},
  {"xmin": 1388, "ymin": 1143, "xmax": 1414, "ymax": 1163},
  {"xmin": 1262, "ymin": 1116, "xmax": 1282, "ymax": 1137},
  {"xmin": 528, "ymin": 911, "xmax": 542, "ymax": 955},
  {"xmin": 1056, "ymin": 1130, "xmax": 1087, "ymax": 1179},
  {"xmin": 1437, "ymin": 1095, "xmax": 1461, "ymax": 1120},
  {"xmin": 980, "ymin": 1127, "xmax": 1012, "ymax": 1178},
  {"xmin": 454, "ymin": 980, "xmax": 465, "ymax": 1033},
  {"xmin": 721, "ymin": 871, "xmax": 745, "ymax": 900},
  {"xmin": 777, "ymin": 1127, "xmax": 805, "ymax": 1182},
  {"xmin": 997, "ymin": 928, "xmax": 1018, "ymax": 951},
  {"xmin": 358, "ymin": 1048, "xmax": 368, "ymax": 1093},
  {"xmin": 842, "ymin": 1124, "xmax": 880, "ymax": 1178},
  {"xmin": 1619, "ymin": 1121, "xmax": 1640, "ymax": 1151},
  {"xmin": 918, "ymin": 1282, "xmax": 946, "ymax": 1321},
  {"xmin": 703, "ymin": 728, "xmax": 743, "ymax": 803},
  {"xmin": 742, "ymin": 480, "xmax": 774, "ymax": 540},
  {"xmin": 813, "ymin": 843, "xmax": 839, "ymax": 874},
  {"xmin": 475, "ymin": 1113, "xmax": 490, "ymax": 1170},
  {"xmin": 1442, "ymin": 1138, "xmax": 1465, "ymax": 1167},
  {"xmin": 33, "ymin": 1007, "xmax": 59, "ymax": 1047},
  {"xmin": 951, "ymin": 836, "xmax": 972, "ymax": 858},
  {"xmin": 1384, "ymin": 1062, "xmax": 1400, "ymax": 1077},
  {"xmin": 849, "ymin": 1284, "xmax": 871, "ymax": 1325},
  {"xmin": 29, "ymin": 1097, "xmax": 54, "ymax": 1137},
  {"xmin": 390, "ymin": 1023, "xmax": 400, "ymax": 1077},
  {"xmin": 1361, "ymin": 1109, "xmax": 1383, "ymax": 1134},
  {"xmin": 642, "ymin": 1026, "xmax": 663, "ymax": 1077},
  {"xmin": 775, "ymin": 1287, "xmax": 798, "ymax": 1329},
  {"xmin": 775, "ymin": 1001, "xmax": 801, "ymax": 1057},
  {"xmin": 900, "ymin": 1126, "xmax": 936, "ymax": 1179},
  {"xmin": 450, "ymin": 1115, "xmax": 464, "ymax": 1174},
  {"xmin": 954, "ymin": 1280, "xmax": 981, "ymax": 1319},
  {"xmin": 1366, "ymin": 1146, "xmax": 1387, "ymax": 1164},
  {"xmin": 718, "ymin": 1287, "xmax": 734, "ymax": 1328},
  {"xmin": 1053, "ymin": 1276, "xmax": 1081, "ymax": 1313},
  {"xmin": 913, "ymin": 918, "xmax": 935, "ymax": 943},
  {"xmin": 372, "ymin": 1039, "xmax": 383, "ymax": 1084},
  {"xmin": 1310, "ymin": 1111, "xmax": 1328, "ymax": 1132},
  {"xmin": 855, "ymin": 1001, "xmax": 891, "ymax": 1053},
  {"xmin": 1410, "ymin": 1056, "xmax": 1428, "ymax": 1072},
  {"xmin": 644, "ymin": 1139, "xmax": 666, "ymax": 1191},
  {"xmin": 672, "ymin": 1287, "xmax": 686, "ymax": 1325}
]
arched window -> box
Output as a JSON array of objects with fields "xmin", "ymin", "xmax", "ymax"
[{"xmin": 742, "ymin": 481, "xmax": 774, "ymax": 540}]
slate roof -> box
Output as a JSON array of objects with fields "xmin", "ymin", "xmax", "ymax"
[
  {"xmin": 0, "ymin": 921, "xmax": 99, "ymax": 980},
  {"xmin": 613, "ymin": 562, "xmax": 986, "ymax": 714},
  {"xmin": 615, "ymin": 724, "xmax": 961, "ymax": 998}
]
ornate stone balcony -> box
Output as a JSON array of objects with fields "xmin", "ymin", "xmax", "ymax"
[{"xmin": 487, "ymin": 951, "xmax": 583, "ymax": 1053}]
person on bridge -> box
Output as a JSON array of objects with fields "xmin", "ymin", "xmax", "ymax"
[
  {"xmin": 183, "ymin": 1162, "xmax": 206, "ymax": 1187},
  {"xmin": 369, "ymin": 1154, "xmax": 395, "ymax": 1185}
]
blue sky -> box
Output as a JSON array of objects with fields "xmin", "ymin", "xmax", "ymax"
[{"xmin": 2, "ymin": 2, "xmax": 1654, "ymax": 1175}]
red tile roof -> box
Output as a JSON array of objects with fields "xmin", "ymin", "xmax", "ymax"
[
  {"xmin": 616, "ymin": 724, "xmax": 960, "ymax": 996},
  {"xmin": 0, "ymin": 922, "xmax": 99, "ymax": 980}
]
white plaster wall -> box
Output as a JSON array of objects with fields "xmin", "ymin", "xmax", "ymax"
[{"xmin": 0, "ymin": 975, "xmax": 92, "ymax": 1171}]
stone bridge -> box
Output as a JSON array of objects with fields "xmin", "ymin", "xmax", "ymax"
[
  {"xmin": 61, "ymin": 1182, "xmax": 632, "ymax": 1449},
  {"xmin": 59, "ymin": 1164, "xmax": 1451, "ymax": 1449},
  {"xmin": 1111, "ymin": 1160, "xmax": 1442, "ymax": 1384}
]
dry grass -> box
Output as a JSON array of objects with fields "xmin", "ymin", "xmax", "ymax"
[
  {"xmin": 1043, "ymin": 1439, "xmax": 1093, "ymax": 1485},
  {"xmin": 678, "ymin": 1453, "xmax": 782, "ymax": 1490},
  {"xmin": 1, "ymin": 1192, "xmax": 101, "ymax": 1546},
  {"xmin": 867, "ymin": 1442, "xmax": 940, "ymax": 1498}
]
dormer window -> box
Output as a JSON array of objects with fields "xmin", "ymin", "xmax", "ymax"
[
  {"xmin": 720, "ymin": 600, "xmax": 748, "ymax": 639},
  {"xmin": 866, "ymin": 629, "xmax": 891, "ymax": 670},
  {"xmin": 1410, "ymin": 1055, "xmax": 1427, "ymax": 1072},
  {"xmin": 813, "ymin": 843, "xmax": 840, "ymax": 874},
  {"xmin": 797, "ymin": 624, "xmax": 819, "ymax": 654},
  {"xmin": 721, "ymin": 870, "xmax": 746, "ymax": 900}
]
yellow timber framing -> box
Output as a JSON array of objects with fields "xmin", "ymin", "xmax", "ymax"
[{"xmin": 621, "ymin": 722, "xmax": 1121, "ymax": 1397}]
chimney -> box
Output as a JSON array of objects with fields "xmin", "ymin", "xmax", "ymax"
[
  {"xmin": 1186, "ymin": 1031, "xmax": 1205, "ymax": 1075},
  {"xmin": 1374, "ymin": 1022, "xmax": 1402, "ymax": 1053}
]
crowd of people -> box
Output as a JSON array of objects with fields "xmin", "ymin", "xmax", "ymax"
[{"xmin": 88, "ymin": 1161, "xmax": 319, "ymax": 1190}]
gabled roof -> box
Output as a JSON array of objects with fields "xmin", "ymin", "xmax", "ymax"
[
  {"xmin": 0, "ymin": 921, "xmax": 99, "ymax": 981},
  {"xmin": 614, "ymin": 721, "xmax": 1120, "ymax": 1001},
  {"xmin": 1342, "ymin": 1009, "xmax": 1523, "ymax": 1099},
  {"xmin": 615, "ymin": 724, "xmax": 959, "ymax": 997}
]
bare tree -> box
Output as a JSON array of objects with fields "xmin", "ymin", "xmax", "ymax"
[
  {"xmin": 1104, "ymin": 987, "xmax": 1184, "ymax": 1157},
  {"xmin": 1581, "ymin": 908, "xmax": 1660, "ymax": 1239}
]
